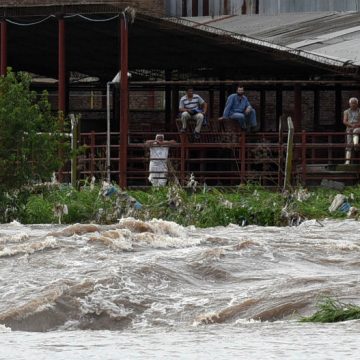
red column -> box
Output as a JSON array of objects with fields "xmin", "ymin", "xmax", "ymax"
[
  {"xmin": 1, "ymin": 19, "xmax": 7, "ymax": 76},
  {"xmin": 203, "ymin": 0, "xmax": 209, "ymax": 16},
  {"xmin": 119, "ymin": 14, "xmax": 129, "ymax": 189},
  {"xmin": 294, "ymin": 84, "xmax": 301, "ymax": 131},
  {"xmin": 58, "ymin": 16, "xmax": 66, "ymax": 124}
]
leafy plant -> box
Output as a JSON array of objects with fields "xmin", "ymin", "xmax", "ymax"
[
  {"xmin": 0, "ymin": 70, "xmax": 66, "ymax": 194},
  {"xmin": 300, "ymin": 297, "xmax": 360, "ymax": 323}
]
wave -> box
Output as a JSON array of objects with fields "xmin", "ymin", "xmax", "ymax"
[{"xmin": 0, "ymin": 237, "xmax": 58, "ymax": 257}]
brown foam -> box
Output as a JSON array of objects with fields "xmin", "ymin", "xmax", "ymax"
[{"xmin": 49, "ymin": 224, "xmax": 99, "ymax": 237}]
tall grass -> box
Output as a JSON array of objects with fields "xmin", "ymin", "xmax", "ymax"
[
  {"xmin": 300, "ymin": 297, "xmax": 360, "ymax": 323},
  {"xmin": 2, "ymin": 183, "xmax": 360, "ymax": 225}
]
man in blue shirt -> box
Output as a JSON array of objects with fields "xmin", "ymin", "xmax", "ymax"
[{"xmin": 219, "ymin": 85, "xmax": 257, "ymax": 130}]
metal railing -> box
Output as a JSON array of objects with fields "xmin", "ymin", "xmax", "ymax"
[{"xmin": 60, "ymin": 128, "xmax": 359, "ymax": 188}]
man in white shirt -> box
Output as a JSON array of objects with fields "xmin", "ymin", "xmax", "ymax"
[
  {"xmin": 145, "ymin": 134, "xmax": 175, "ymax": 186},
  {"xmin": 343, "ymin": 97, "xmax": 360, "ymax": 164},
  {"xmin": 179, "ymin": 87, "xmax": 207, "ymax": 139}
]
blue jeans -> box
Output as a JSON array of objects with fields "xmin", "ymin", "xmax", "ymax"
[{"xmin": 229, "ymin": 109, "xmax": 257, "ymax": 129}]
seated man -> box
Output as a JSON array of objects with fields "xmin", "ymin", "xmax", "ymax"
[
  {"xmin": 343, "ymin": 97, "xmax": 360, "ymax": 164},
  {"xmin": 179, "ymin": 87, "xmax": 208, "ymax": 139},
  {"xmin": 219, "ymin": 84, "xmax": 257, "ymax": 130},
  {"xmin": 145, "ymin": 134, "xmax": 176, "ymax": 187}
]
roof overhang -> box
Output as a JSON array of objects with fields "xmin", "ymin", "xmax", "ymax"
[{"xmin": 1, "ymin": 4, "xmax": 359, "ymax": 82}]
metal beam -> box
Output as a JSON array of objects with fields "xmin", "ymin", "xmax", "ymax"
[{"xmin": 119, "ymin": 14, "xmax": 129, "ymax": 189}]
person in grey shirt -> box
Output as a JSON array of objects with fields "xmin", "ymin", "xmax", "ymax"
[{"xmin": 179, "ymin": 87, "xmax": 207, "ymax": 139}]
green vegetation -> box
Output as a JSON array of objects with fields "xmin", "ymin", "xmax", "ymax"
[
  {"xmin": 1, "ymin": 181, "xmax": 360, "ymax": 225},
  {"xmin": 0, "ymin": 69, "xmax": 65, "ymax": 203},
  {"xmin": 300, "ymin": 297, "xmax": 360, "ymax": 323}
]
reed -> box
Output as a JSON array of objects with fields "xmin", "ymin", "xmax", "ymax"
[{"xmin": 300, "ymin": 297, "xmax": 360, "ymax": 323}]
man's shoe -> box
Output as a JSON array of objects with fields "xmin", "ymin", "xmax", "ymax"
[
  {"xmin": 180, "ymin": 128, "xmax": 186, "ymax": 133},
  {"xmin": 193, "ymin": 131, "xmax": 200, "ymax": 139}
]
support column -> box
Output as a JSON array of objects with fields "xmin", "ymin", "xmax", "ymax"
[
  {"xmin": 1, "ymin": 19, "xmax": 7, "ymax": 76},
  {"xmin": 119, "ymin": 14, "xmax": 129, "ymax": 189},
  {"xmin": 335, "ymin": 84, "xmax": 342, "ymax": 131},
  {"xmin": 294, "ymin": 84, "xmax": 302, "ymax": 131},
  {"xmin": 313, "ymin": 88, "xmax": 320, "ymax": 130},
  {"xmin": 58, "ymin": 16, "xmax": 66, "ymax": 124},
  {"xmin": 260, "ymin": 89, "xmax": 266, "ymax": 131},
  {"xmin": 203, "ymin": 0, "xmax": 209, "ymax": 15},
  {"xmin": 165, "ymin": 70, "xmax": 172, "ymax": 131},
  {"xmin": 192, "ymin": 0, "xmax": 199, "ymax": 16},
  {"xmin": 275, "ymin": 85, "xmax": 283, "ymax": 130}
]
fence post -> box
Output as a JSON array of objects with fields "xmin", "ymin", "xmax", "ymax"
[
  {"xmin": 301, "ymin": 130, "xmax": 307, "ymax": 185},
  {"xmin": 283, "ymin": 116, "xmax": 294, "ymax": 190},
  {"xmin": 240, "ymin": 131, "xmax": 246, "ymax": 183},
  {"xmin": 180, "ymin": 133, "xmax": 186, "ymax": 185},
  {"xmin": 70, "ymin": 114, "xmax": 78, "ymax": 188}
]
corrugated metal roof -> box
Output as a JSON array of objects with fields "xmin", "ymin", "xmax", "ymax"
[{"xmin": 177, "ymin": 12, "xmax": 360, "ymax": 67}]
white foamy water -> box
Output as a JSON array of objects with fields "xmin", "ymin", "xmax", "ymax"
[{"xmin": 1, "ymin": 218, "xmax": 360, "ymax": 359}]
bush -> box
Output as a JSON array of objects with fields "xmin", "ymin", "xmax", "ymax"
[{"xmin": 0, "ymin": 70, "xmax": 65, "ymax": 194}]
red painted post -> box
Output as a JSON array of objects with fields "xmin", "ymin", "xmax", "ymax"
[
  {"xmin": 203, "ymin": 0, "xmax": 209, "ymax": 16},
  {"xmin": 240, "ymin": 132, "xmax": 246, "ymax": 183},
  {"xmin": 119, "ymin": 14, "xmax": 129, "ymax": 189},
  {"xmin": 301, "ymin": 130, "xmax": 307, "ymax": 185},
  {"xmin": 90, "ymin": 131, "xmax": 96, "ymax": 178},
  {"xmin": 57, "ymin": 16, "xmax": 66, "ymax": 182},
  {"xmin": 58, "ymin": 16, "xmax": 66, "ymax": 123},
  {"xmin": 1, "ymin": 19, "xmax": 7, "ymax": 76},
  {"xmin": 180, "ymin": 134, "xmax": 186, "ymax": 185},
  {"xmin": 294, "ymin": 84, "xmax": 301, "ymax": 131}
]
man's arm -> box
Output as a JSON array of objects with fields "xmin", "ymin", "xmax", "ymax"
[
  {"xmin": 244, "ymin": 97, "xmax": 252, "ymax": 114},
  {"xmin": 221, "ymin": 94, "xmax": 234, "ymax": 119},
  {"xmin": 202, "ymin": 101, "xmax": 208, "ymax": 114},
  {"xmin": 343, "ymin": 111, "xmax": 351, "ymax": 127}
]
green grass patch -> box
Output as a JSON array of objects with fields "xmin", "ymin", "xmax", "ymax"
[{"xmin": 300, "ymin": 297, "xmax": 360, "ymax": 323}]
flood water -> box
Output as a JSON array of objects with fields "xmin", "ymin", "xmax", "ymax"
[{"xmin": 1, "ymin": 218, "xmax": 360, "ymax": 359}]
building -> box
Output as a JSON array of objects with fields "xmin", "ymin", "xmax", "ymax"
[{"xmin": 1, "ymin": 1, "xmax": 360, "ymax": 187}]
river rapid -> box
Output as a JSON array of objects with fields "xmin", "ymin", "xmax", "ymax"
[{"xmin": 1, "ymin": 218, "xmax": 360, "ymax": 359}]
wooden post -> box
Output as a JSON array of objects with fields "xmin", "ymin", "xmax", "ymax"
[{"xmin": 283, "ymin": 116, "xmax": 294, "ymax": 190}]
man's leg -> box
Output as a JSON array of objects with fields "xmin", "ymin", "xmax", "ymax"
[
  {"xmin": 229, "ymin": 113, "xmax": 246, "ymax": 129},
  {"xmin": 194, "ymin": 113, "xmax": 204, "ymax": 133},
  {"xmin": 245, "ymin": 109, "xmax": 257, "ymax": 129},
  {"xmin": 345, "ymin": 130, "xmax": 353, "ymax": 164},
  {"xmin": 353, "ymin": 128, "xmax": 360, "ymax": 146},
  {"xmin": 181, "ymin": 112, "xmax": 190, "ymax": 131}
]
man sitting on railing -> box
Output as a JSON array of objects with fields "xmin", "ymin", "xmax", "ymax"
[
  {"xmin": 343, "ymin": 97, "xmax": 360, "ymax": 164},
  {"xmin": 179, "ymin": 87, "xmax": 208, "ymax": 139},
  {"xmin": 218, "ymin": 84, "xmax": 257, "ymax": 131}
]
